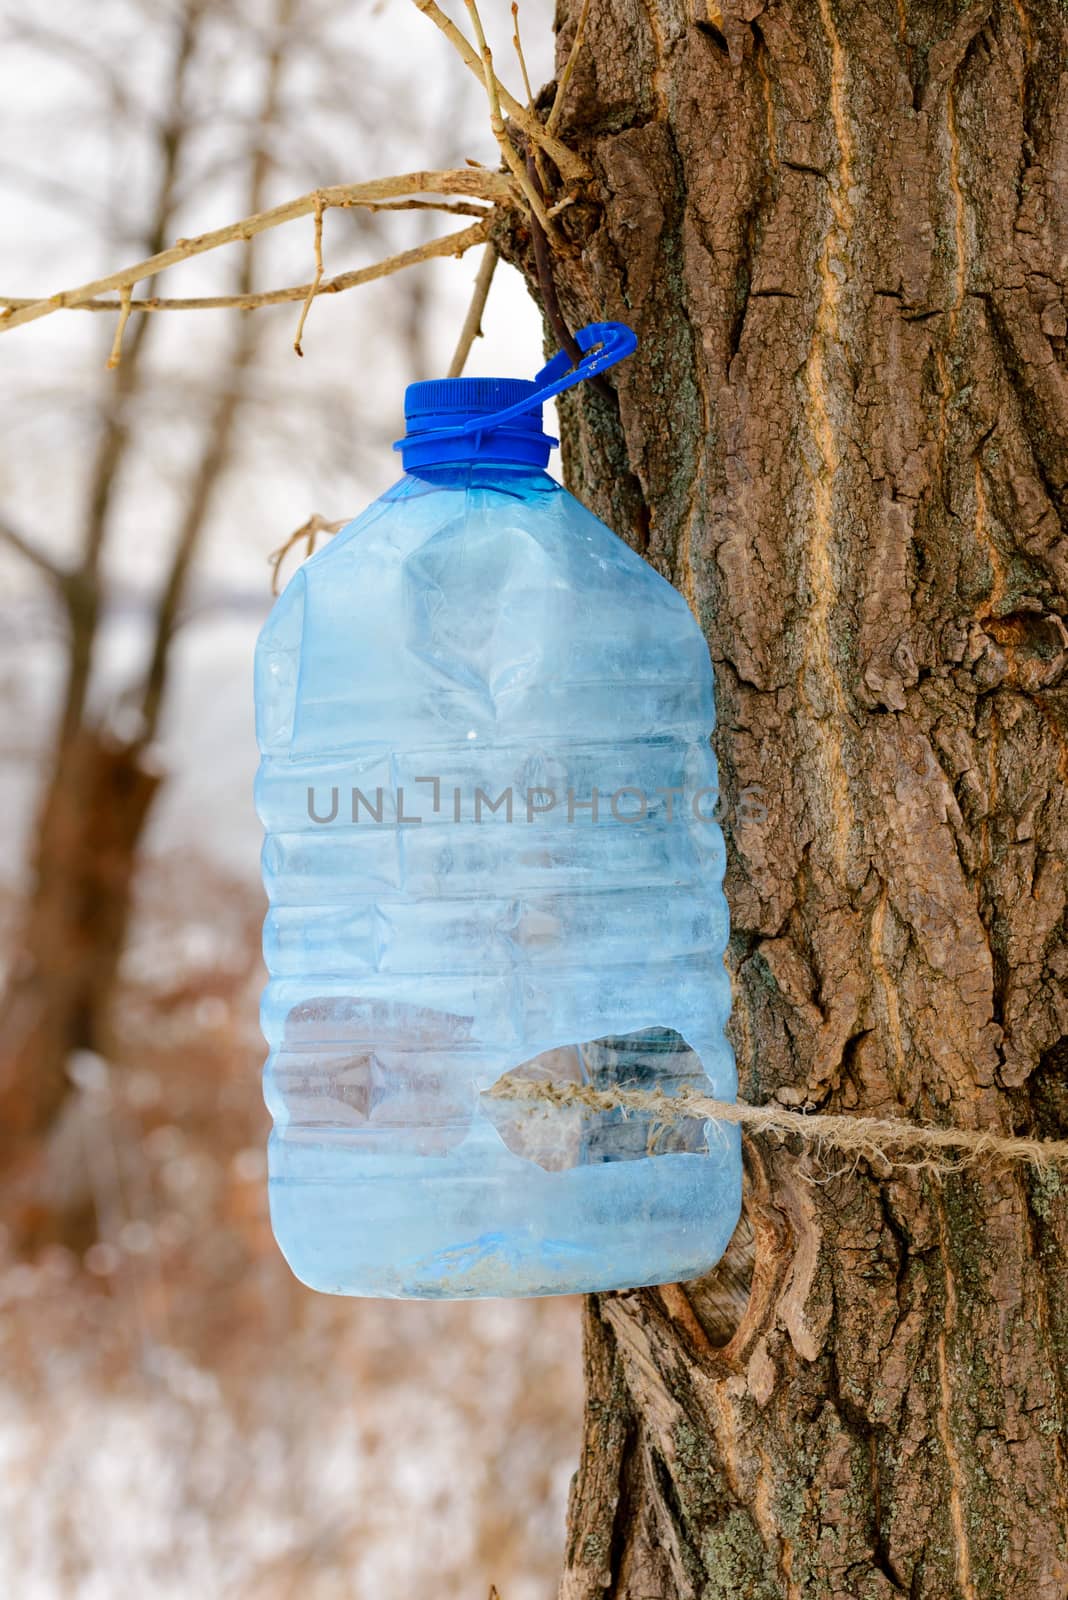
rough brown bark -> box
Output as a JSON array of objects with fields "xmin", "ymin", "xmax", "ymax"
[{"xmin": 536, "ymin": 2, "xmax": 1068, "ymax": 1595}]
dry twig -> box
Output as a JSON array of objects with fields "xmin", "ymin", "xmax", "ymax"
[
  {"xmin": 463, "ymin": 0, "xmax": 559, "ymax": 241},
  {"xmin": 512, "ymin": 2, "xmax": 549, "ymax": 197},
  {"xmin": 409, "ymin": 0, "xmax": 588, "ymax": 181},
  {"xmin": 361, "ymin": 199, "xmax": 490, "ymax": 217},
  {"xmin": 105, "ymin": 286, "xmax": 133, "ymax": 369},
  {"xmin": 447, "ymin": 242, "xmax": 499, "ymax": 376},
  {"xmin": 0, "ymin": 171, "xmax": 507, "ymax": 333},
  {"xmin": 510, "ymin": 1, "xmax": 535, "ymax": 109},
  {"xmin": 269, "ymin": 513, "xmax": 349, "ymax": 594},
  {"xmin": 0, "ymin": 221, "xmax": 490, "ymax": 317},
  {"xmin": 292, "ymin": 197, "xmax": 324, "ymax": 356},
  {"xmin": 546, "ymin": 0, "xmax": 592, "ymax": 136}
]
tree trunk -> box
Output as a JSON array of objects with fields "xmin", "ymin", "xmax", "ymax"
[
  {"xmin": 539, "ymin": 2, "xmax": 1068, "ymax": 1594},
  {"xmin": 0, "ymin": 0, "xmax": 280, "ymax": 1253},
  {"xmin": 0, "ymin": 732, "xmax": 160, "ymax": 1249}
]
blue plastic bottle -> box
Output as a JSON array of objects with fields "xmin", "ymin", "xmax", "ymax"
[{"xmin": 255, "ymin": 325, "xmax": 741, "ymax": 1297}]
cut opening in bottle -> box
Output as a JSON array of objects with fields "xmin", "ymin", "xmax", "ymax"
[
  {"xmin": 271, "ymin": 1000, "xmax": 716, "ymax": 1170},
  {"xmin": 482, "ymin": 1027, "xmax": 712, "ymax": 1172}
]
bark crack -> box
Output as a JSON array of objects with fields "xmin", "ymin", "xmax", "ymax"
[
  {"xmin": 933, "ymin": 1190, "xmax": 980, "ymax": 1600},
  {"xmin": 796, "ymin": 0, "xmax": 858, "ymax": 877}
]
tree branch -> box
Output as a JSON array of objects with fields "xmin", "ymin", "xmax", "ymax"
[
  {"xmin": 511, "ymin": 1, "xmax": 549, "ymax": 197},
  {"xmin": 409, "ymin": 0, "xmax": 589, "ymax": 182},
  {"xmin": 546, "ymin": 0, "xmax": 592, "ymax": 136},
  {"xmin": 511, "ymin": 2, "xmax": 536, "ymax": 109},
  {"xmin": 139, "ymin": 0, "xmax": 292, "ymax": 741},
  {"xmin": 0, "ymin": 171, "xmax": 509, "ymax": 334},
  {"xmin": 269, "ymin": 514, "xmax": 349, "ymax": 594},
  {"xmin": 0, "ymin": 223, "xmax": 490, "ymax": 317},
  {"xmin": 54, "ymin": 1, "xmax": 205, "ymax": 748},
  {"xmin": 448, "ymin": 242, "xmax": 499, "ymax": 376},
  {"xmin": 0, "ymin": 515, "xmax": 70, "ymax": 588},
  {"xmin": 292, "ymin": 196, "xmax": 324, "ymax": 356},
  {"xmin": 463, "ymin": 0, "xmax": 560, "ymax": 241}
]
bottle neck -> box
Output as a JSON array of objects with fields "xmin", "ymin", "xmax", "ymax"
[
  {"xmin": 397, "ymin": 425, "xmax": 553, "ymax": 473},
  {"xmin": 400, "ymin": 459, "xmax": 557, "ymax": 491},
  {"xmin": 394, "ymin": 322, "xmax": 635, "ymax": 473}
]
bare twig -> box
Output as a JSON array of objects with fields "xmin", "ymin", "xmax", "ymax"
[
  {"xmin": 410, "ymin": 0, "xmax": 588, "ymax": 181},
  {"xmin": 527, "ymin": 155, "xmax": 582, "ymax": 366},
  {"xmin": 138, "ymin": 0, "xmax": 294, "ymax": 745},
  {"xmin": 105, "ymin": 286, "xmax": 133, "ymax": 370},
  {"xmin": 463, "ymin": 0, "xmax": 560, "ymax": 241},
  {"xmin": 524, "ymin": 153, "xmax": 611, "ymax": 397},
  {"xmin": 512, "ymin": 2, "xmax": 549, "ymax": 196},
  {"xmin": 362, "ymin": 198, "xmax": 490, "ymax": 217},
  {"xmin": 54, "ymin": 2, "xmax": 203, "ymax": 746},
  {"xmin": 0, "ymin": 213, "xmax": 489, "ymax": 311},
  {"xmin": 0, "ymin": 170, "xmax": 509, "ymax": 334},
  {"xmin": 510, "ymin": 1, "xmax": 535, "ymax": 108},
  {"xmin": 0, "ymin": 514, "xmax": 70, "ymax": 586},
  {"xmin": 269, "ymin": 513, "xmax": 349, "ymax": 594},
  {"xmin": 546, "ymin": 0, "xmax": 592, "ymax": 136},
  {"xmin": 0, "ymin": 222, "xmax": 490, "ymax": 317},
  {"xmin": 292, "ymin": 197, "xmax": 324, "ymax": 356},
  {"xmin": 447, "ymin": 243, "xmax": 499, "ymax": 376}
]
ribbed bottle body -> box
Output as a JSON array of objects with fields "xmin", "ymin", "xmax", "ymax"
[{"xmin": 256, "ymin": 464, "xmax": 740, "ymax": 1297}]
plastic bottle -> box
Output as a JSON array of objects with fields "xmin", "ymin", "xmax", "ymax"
[{"xmin": 255, "ymin": 325, "xmax": 741, "ymax": 1297}]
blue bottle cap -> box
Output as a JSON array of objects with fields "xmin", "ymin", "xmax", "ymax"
[
  {"xmin": 399, "ymin": 377, "xmax": 556, "ymax": 470},
  {"xmin": 393, "ymin": 324, "xmax": 638, "ymax": 472}
]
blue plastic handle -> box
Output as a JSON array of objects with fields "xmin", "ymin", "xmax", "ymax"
[
  {"xmin": 395, "ymin": 322, "xmax": 638, "ymax": 453},
  {"xmin": 454, "ymin": 321, "xmax": 637, "ymax": 437}
]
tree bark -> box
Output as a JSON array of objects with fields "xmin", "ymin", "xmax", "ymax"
[{"xmin": 538, "ymin": 2, "xmax": 1068, "ymax": 1595}]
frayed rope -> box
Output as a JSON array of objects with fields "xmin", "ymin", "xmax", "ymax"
[{"xmin": 483, "ymin": 1077, "xmax": 1068, "ymax": 1177}]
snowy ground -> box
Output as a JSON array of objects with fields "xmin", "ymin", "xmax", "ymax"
[
  {"xmin": 0, "ymin": 834, "xmax": 582, "ymax": 1598},
  {"xmin": 1, "ymin": 1262, "xmax": 579, "ymax": 1599},
  {"xmin": 0, "ymin": 559, "xmax": 583, "ymax": 1598}
]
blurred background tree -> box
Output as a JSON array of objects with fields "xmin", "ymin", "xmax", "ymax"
[
  {"xmin": 0, "ymin": 4, "xmax": 581, "ymax": 1596},
  {"xmin": 0, "ymin": 0, "xmax": 478, "ymax": 1245}
]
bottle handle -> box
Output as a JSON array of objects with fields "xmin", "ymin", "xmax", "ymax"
[
  {"xmin": 456, "ymin": 321, "xmax": 637, "ymax": 436},
  {"xmin": 400, "ymin": 322, "xmax": 635, "ymax": 446}
]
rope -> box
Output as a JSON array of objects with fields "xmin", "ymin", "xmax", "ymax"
[{"xmin": 483, "ymin": 1077, "xmax": 1068, "ymax": 1177}]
